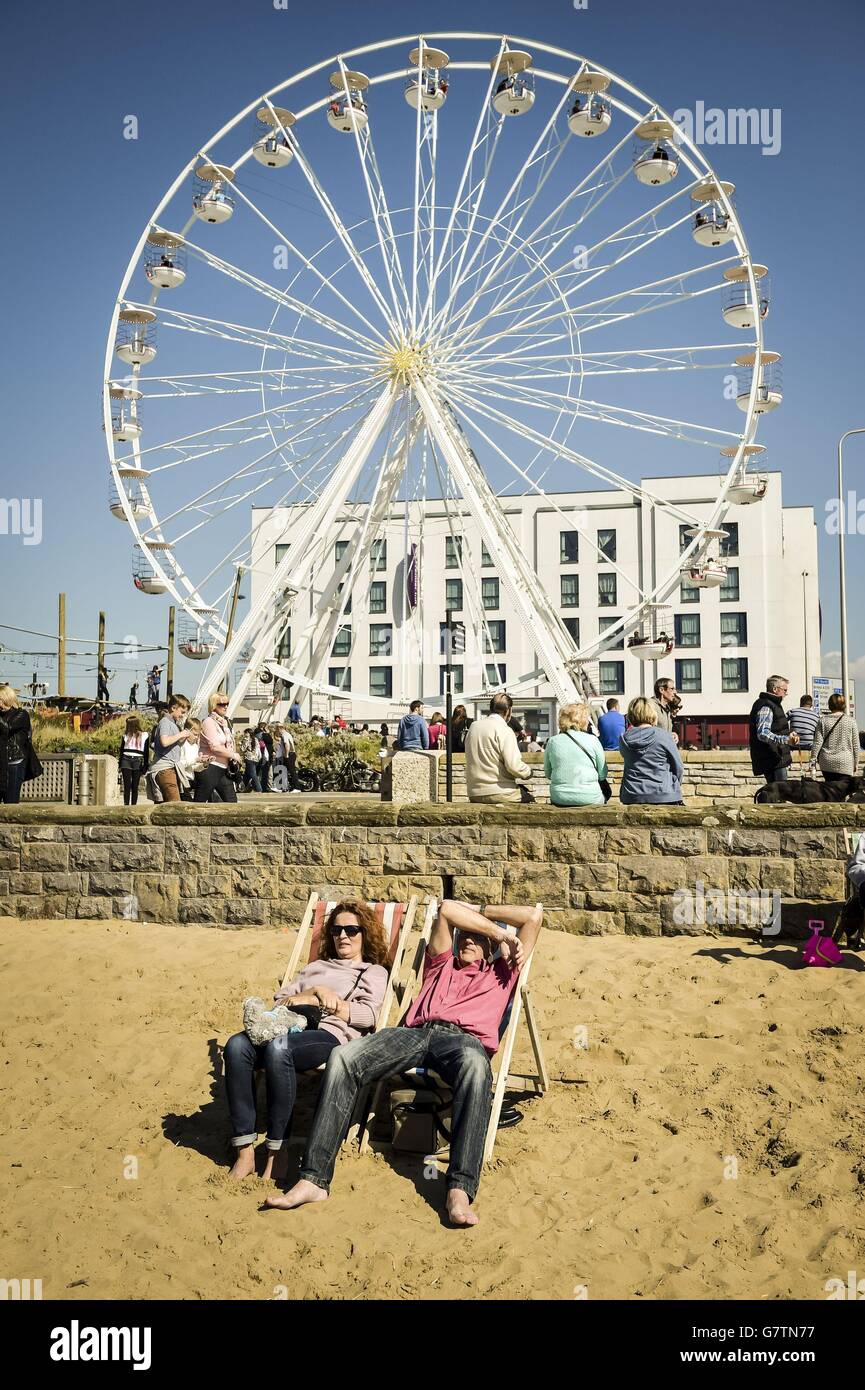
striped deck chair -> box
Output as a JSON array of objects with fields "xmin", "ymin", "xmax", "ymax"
[
  {"xmin": 359, "ymin": 903, "xmax": 548, "ymax": 1163},
  {"xmin": 835, "ymin": 830, "xmax": 865, "ymax": 948},
  {"xmin": 278, "ymin": 892, "xmax": 422, "ymax": 1144}
]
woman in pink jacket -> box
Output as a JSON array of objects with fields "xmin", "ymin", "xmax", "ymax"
[
  {"xmin": 224, "ymin": 900, "xmax": 389, "ymax": 1180},
  {"xmin": 194, "ymin": 692, "xmax": 238, "ymax": 802}
]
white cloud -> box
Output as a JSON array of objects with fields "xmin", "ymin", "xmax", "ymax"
[{"xmin": 821, "ymin": 650, "xmax": 865, "ymax": 682}]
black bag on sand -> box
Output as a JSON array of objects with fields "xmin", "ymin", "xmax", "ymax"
[{"xmin": 389, "ymin": 1083, "xmax": 452, "ymax": 1154}]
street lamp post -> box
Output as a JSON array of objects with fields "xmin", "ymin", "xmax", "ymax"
[
  {"xmin": 838, "ymin": 428, "xmax": 865, "ymax": 704},
  {"xmin": 801, "ymin": 571, "xmax": 810, "ymax": 692}
]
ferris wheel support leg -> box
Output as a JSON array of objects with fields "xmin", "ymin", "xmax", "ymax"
[
  {"xmin": 412, "ymin": 377, "xmax": 579, "ymax": 706},
  {"xmin": 190, "ymin": 385, "xmax": 396, "ymax": 717}
]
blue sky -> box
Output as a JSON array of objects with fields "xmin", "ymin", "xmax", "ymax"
[{"xmin": 1, "ymin": 0, "xmax": 863, "ymax": 697}]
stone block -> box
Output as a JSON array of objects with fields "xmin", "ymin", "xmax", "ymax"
[
  {"xmin": 75, "ymin": 897, "xmax": 113, "ymax": 919},
  {"xmin": 382, "ymin": 752, "xmax": 438, "ymax": 804},
  {"xmin": 617, "ymin": 857, "xmax": 688, "ymax": 892},
  {"xmin": 780, "ymin": 831, "xmax": 842, "ymax": 857},
  {"xmin": 682, "ymin": 856, "xmax": 730, "ymax": 890},
  {"xmin": 210, "ymin": 843, "xmax": 256, "ymax": 864},
  {"xmin": 224, "ymin": 899, "xmax": 271, "ymax": 925},
  {"xmin": 649, "ymin": 829, "xmax": 707, "ymax": 856},
  {"xmin": 501, "ymin": 863, "xmax": 569, "ymax": 907},
  {"xmin": 233, "ymin": 866, "xmax": 279, "ymax": 899},
  {"xmin": 21, "ymin": 843, "xmax": 68, "ymax": 871},
  {"xmin": 328, "ymin": 844, "xmax": 361, "ymax": 866},
  {"xmin": 134, "ymin": 874, "xmax": 181, "ymax": 922},
  {"xmin": 163, "ymin": 830, "xmax": 211, "ymax": 870},
  {"xmin": 553, "ymin": 909, "xmax": 625, "ymax": 935},
  {"xmin": 0, "ymin": 827, "xmax": 22, "ymax": 849},
  {"xmin": 760, "ymin": 859, "xmax": 795, "ymax": 894},
  {"xmin": 452, "ymin": 875, "xmax": 502, "ymax": 903},
  {"xmin": 42, "ymin": 873, "xmax": 87, "ymax": 894},
  {"xmin": 283, "ymin": 829, "xmax": 330, "ymax": 865},
  {"xmin": 69, "ymin": 844, "xmax": 110, "ymax": 870},
  {"xmin": 8, "ymin": 872, "xmax": 42, "ymax": 895},
  {"xmin": 706, "ymin": 829, "xmax": 781, "ymax": 856},
  {"xmin": 544, "ymin": 829, "xmax": 601, "ymax": 864},
  {"xmin": 794, "ymin": 863, "xmax": 846, "ymax": 901},
  {"xmin": 382, "ymin": 846, "xmax": 429, "ymax": 875},
  {"xmin": 22, "ymin": 826, "xmax": 61, "ymax": 841},
  {"xmin": 108, "ymin": 844, "xmax": 159, "ymax": 872},
  {"xmin": 728, "ymin": 860, "xmax": 764, "ymax": 892},
  {"xmin": 507, "ymin": 829, "xmax": 546, "ymax": 862},
  {"xmin": 0, "ymin": 851, "xmax": 19, "ymax": 871},
  {"xmin": 601, "ymin": 829, "xmax": 652, "ymax": 857},
  {"xmin": 179, "ymin": 897, "xmax": 226, "ymax": 924},
  {"xmin": 88, "ymin": 871, "xmax": 133, "ymax": 897},
  {"xmin": 568, "ymin": 862, "xmax": 618, "ymax": 893}
]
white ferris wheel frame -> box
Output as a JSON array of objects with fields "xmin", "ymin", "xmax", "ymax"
[{"xmin": 103, "ymin": 31, "xmax": 766, "ymax": 714}]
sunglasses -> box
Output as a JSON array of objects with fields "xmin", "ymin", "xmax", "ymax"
[
  {"xmin": 216, "ymin": 701, "xmax": 229, "ymax": 708},
  {"xmin": 330, "ymin": 924, "xmax": 362, "ymax": 938}
]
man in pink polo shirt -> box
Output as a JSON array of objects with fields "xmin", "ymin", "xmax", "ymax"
[{"xmin": 267, "ymin": 898, "xmax": 543, "ymax": 1226}]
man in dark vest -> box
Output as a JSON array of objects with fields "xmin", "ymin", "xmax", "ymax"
[{"xmin": 749, "ymin": 674, "xmax": 799, "ymax": 785}]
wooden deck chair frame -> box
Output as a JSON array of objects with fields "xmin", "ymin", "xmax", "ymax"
[
  {"xmin": 275, "ymin": 890, "xmax": 421, "ymax": 1145},
  {"xmin": 358, "ymin": 903, "xmax": 549, "ymax": 1163}
]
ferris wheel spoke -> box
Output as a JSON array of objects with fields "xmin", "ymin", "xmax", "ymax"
[
  {"xmin": 180, "ymin": 233, "xmax": 380, "ymax": 354},
  {"xmin": 456, "ymin": 342, "xmax": 750, "ymax": 381},
  {"xmin": 443, "ymin": 379, "xmax": 708, "ymax": 523},
  {"xmin": 419, "ymin": 37, "xmax": 507, "ymax": 335},
  {"xmin": 131, "ymin": 299, "xmax": 372, "ymax": 369},
  {"xmin": 136, "ymin": 363, "xmax": 376, "ymax": 401}
]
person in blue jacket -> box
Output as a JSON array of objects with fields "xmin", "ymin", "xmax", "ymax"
[
  {"xmin": 395, "ymin": 700, "xmax": 429, "ymax": 751},
  {"xmin": 619, "ymin": 696, "xmax": 684, "ymax": 805},
  {"xmin": 597, "ymin": 698, "xmax": 626, "ymax": 751}
]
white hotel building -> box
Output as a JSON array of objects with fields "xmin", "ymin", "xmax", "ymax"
[{"xmin": 250, "ymin": 472, "xmax": 820, "ymax": 737}]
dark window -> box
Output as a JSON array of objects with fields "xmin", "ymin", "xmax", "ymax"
[
  {"xmin": 561, "ymin": 574, "xmax": 579, "ymax": 608},
  {"xmin": 481, "ymin": 542, "xmax": 494, "ymax": 568},
  {"xmin": 674, "ymin": 613, "xmax": 701, "ymax": 648},
  {"xmin": 369, "ymin": 623, "xmax": 393, "ymax": 657},
  {"xmin": 445, "ymin": 578, "xmax": 463, "ymax": 611},
  {"xmin": 482, "ymin": 577, "xmax": 500, "ymax": 610},
  {"xmin": 369, "ymin": 581, "xmax": 386, "ymax": 614},
  {"xmin": 483, "ymin": 620, "xmax": 506, "ymax": 654},
  {"xmin": 485, "ymin": 663, "xmax": 507, "ymax": 686},
  {"xmin": 560, "ymin": 530, "xmax": 579, "ymax": 564},
  {"xmin": 331, "ymin": 626, "xmax": 351, "ymax": 658},
  {"xmin": 597, "ymin": 528, "xmax": 616, "ymax": 562},
  {"xmin": 598, "ymin": 616, "xmax": 623, "ymax": 650},
  {"xmin": 276, "ymin": 629, "xmax": 291, "ymax": 661},
  {"xmin": 720, "ymin": 612, "xmax": 747, "ymax": 647},
  {"xmin": 440, "ymin": 664, "xmax": 464, "ymax": 695},
  {"xmin": 675, "ymin": 658, "xmax": 702, "ymax": 693},
  {"xmin": 369, "ymin": 666, "xmax": 392, "ymax": 699},
  {"xmin": 563, "ymin": 616, "xmax": 580, "ymax": 645},
  {"xmin": 598, "ymin": 573, "xmax": 617, "ymax": 607},
  {"xmin": 679, "ymin": 524, "xmax": 693, "ymax": 555},
  {"xmin": 680, "ymin": 578, "xmax": 700, "ymax": 604},
  {"xmin": 370, "ymin": 538, "xmax": 387, "ymax": 572},
  {"xmin": 721, "ymin": 657, "xmax": 748, "ymax": 692},
  {"xmin": 336, "ymin": 581, "xmax": 351, "ymax": 615},
  {"xmin": 275, "ymin": 543, "xmax": 290, "ymax": 567},
  {"xmin": 335, "ymin": 539, "xmax": 349, "ymax": 565},
  {"xmin": 598, "ymin": 662, "xmax": 624, "ymax": 695},
  {"xmin": 719, "ymin": 567, "xmax": 740, "ymax": 602},
  {"xmin": 445, "ymin": 535, "xmax": 463, "ymax": 569},
  {"xmin": 328, "ymin": 667, "xmax": 351, "ymax": 691},
  {"xmin": 719, "ymin": 523, "xmax": 739, "ymax": 558}
]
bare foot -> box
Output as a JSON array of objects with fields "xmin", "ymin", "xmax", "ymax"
[
  {"xmin": 228, "ymin": 1145, "xmax": 256, "ymax": 1180},
  {"xmin": 264, "ymin": 1179, "xmax": 328, "ymax": 1210},
  {"xmin": 262, "ymin": 1147, "xmax": 289, "ymax": 1183},
  {"xmin": 446, "ymin": 1189, "xmax": 479, "ymax": 1227}
]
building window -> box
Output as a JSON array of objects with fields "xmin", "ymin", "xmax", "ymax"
[
  {"xmin": 563, "ymin": 616, "xmax": 580, "ymax": 645},
  {"xmin": 720, "ymin": 612, "xmax": 747, "ymax": 647},
  {"xmin": 336, "ymin": 582, "xmax": 351, "ymax": 616},
  {"xmin": 483, "ymin": 620, "xmax": 506, "ymax": 654},
  {"xmin": 598, "ymin": 616, "xmax": 623, "ymax": 650},
  {"xmin": 482, "ymin": 577, "xmax": 500, "ymax": 610},
  {"xmin": 328, "ymin": 667, "xmax": 351, "ymax": 691},
  {"xmin": 369, "ymin": 623, "xmax": 393, "ymax": 657},
  {"xmin": 369, "ymin": 580, "xmax": 386, "ymax": 614},
  {"xmin": 680, "ymin": 578, "xmax": 700, "ymax": 604},
  {"xmin": 485, "ymin": 663, "xmax": 506, "ymax": 686},
  {"xmin": 560, "ymin": 530, "xmax": 579, "ymax": 564},
  {"xmin": 597, "ymin": 528, "xmax": 616, "ymax": 562},
  {"xmin": 335, "ymin": 539, "xmax": 349, "ymax": 565},
  {"xmin": 722, "ymin": 657, "xmax": 749, "ymax": 693},
  {"xmin": 719, "ymin": 522, "xmax": 739, "ymax": 558},
  {"xmin": 598, "ymin": 573, "xmax": 617, "ymax": 607},
  {"xmin": 719, "ymin": 566, "xmax": 740, "ymax": 602},
  {"xmin": 276, "ymin": 629, "xmax": 291, "ymax": 662},
  {"xmin": 675, "ymin": 658, "xmax": 702, "ymax": 693},
  {"xmin": 598, "ymin": 662, "xmax": 624, "ymax": 695},
  {"xmin": 561, "ymin": 574, "xmax": 579, "ymax": 607},
  {"xmin": 440, "ymin": 665, "xmax": 464, "ymax": 695},
  {"xmin": 331, "ymin": 626, "xmax": 351, "ymax": 658},
  {"xmin": 481, "ymin": 542, "xmax": 494, "ymax": 568},
  {"xmin": 275, "ymin": 543, "xmax": 290, "ymax": 567},
  {"xmin": 679, "ymin": 524, "xmax": 693, "ymax": 554},
  {"xmin": 369, "ymin": 666, "xmax": 392, "ymax": 699},
  {"xmin": 445, "ymin": 535, "xmax": 463, "ymax": 569},
  {"xmin": 370, "ymin": 538, "xmax": 387, "ymax": 571},
  {"xmin": 445, "ymin": 578, "xmax": 463, "ymax": 611},
  {"xmin": 674, "ymin": 613, "xmax": 701, "ymax": 648}
]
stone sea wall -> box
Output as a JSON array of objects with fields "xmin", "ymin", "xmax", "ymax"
[{"xmin": 1, "ymin": 802, "xmax": 861, "ymax": 939}]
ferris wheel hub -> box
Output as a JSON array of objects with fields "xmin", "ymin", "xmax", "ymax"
[{"xmin": 386, "ymin": 340, "xmax": 428, "ymax": 385}]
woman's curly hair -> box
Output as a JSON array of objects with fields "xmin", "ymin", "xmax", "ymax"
[{"xmin": 319, "ymin": 899, "xmax": 391, "ymax": 966}]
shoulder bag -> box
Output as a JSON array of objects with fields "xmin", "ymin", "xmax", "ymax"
[{"xmin": 566, "ymin": 731, "xmax": 612, "ymax": 802}]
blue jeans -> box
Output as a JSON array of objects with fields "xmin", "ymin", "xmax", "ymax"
[
  {"xmin": 244, "ymin": 760, "xmax": 263, "ymax": 792},
  {"xmin": 223, "ymin": 1029, "xmax": 340, "ymax": 1151},
  {"xmin": 300, "ymin": 1023, "xmax": 493, "ymax": 1202},
  {"xmin": 766, "ymin": 766, "xmax": 788, "ymax": 784},
  {"xmin": 2, "ymin": 760, "xmax": 26, "ymax": 804}
]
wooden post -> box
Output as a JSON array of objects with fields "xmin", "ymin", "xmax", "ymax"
[
  {"xmin": 57, "ymin": 593, "xmax": 66, "ymax": 696},
  {"xmin": 97, "ymin": 611, "xmax": 106, "ymax": 701},
  {"xmin": 166, "ymin": 606, "xmax": 175, "ymax": 698}
]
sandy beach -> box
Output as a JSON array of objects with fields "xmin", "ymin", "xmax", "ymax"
[{"xmin": 1, "ymin": 916, "xmax": 863, "ymax": 1301}]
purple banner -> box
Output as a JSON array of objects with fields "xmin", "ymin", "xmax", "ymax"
[{"xmin": 406, "ymin": 543, "xmax": 419, "ymax": 610}]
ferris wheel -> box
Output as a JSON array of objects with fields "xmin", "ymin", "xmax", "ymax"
[{"xmin": 103, "ymin": 31, "xmax": 777, "ymax": 714}]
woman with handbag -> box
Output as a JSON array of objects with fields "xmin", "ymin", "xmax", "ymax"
[
  {"xmin": 223, "ymin": 900, "xmax": 389, "ymax": 1180},
  {"xmin": 808, "ymin": 694, "xmax": 861, "ymax": 785},
  {"xmin": 194, "ymin": 692, "xmax": 239, "ymax": 803},
  {"xmin": 0, "ymin": 685, "xmax": 40, "ymax": 804},
  {"xmin": 544, "ymin": 702, "xmax": 611, "ymax": 806}
]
